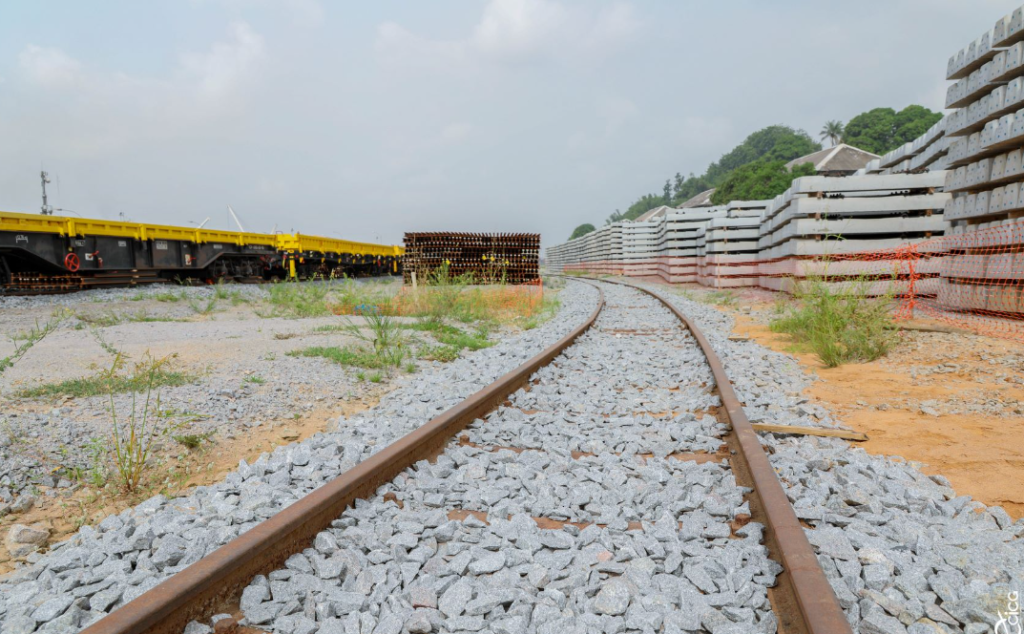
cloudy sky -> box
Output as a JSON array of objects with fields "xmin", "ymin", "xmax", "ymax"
[{"xmin": 0, "ymin": 1, "xmax": 1012, "ymax": 246}]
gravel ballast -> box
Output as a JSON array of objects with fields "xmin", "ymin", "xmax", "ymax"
[
  {"xmin": 639, "ymin": 281, "xmax": 1024, "ymax": 634},
  {"xmin": 235, "ymin": 282, "xmax": 779, "ymax": 634},
  {"xmin": 0, "ymin": 281, "xmax": 598, "ymax": 633}
]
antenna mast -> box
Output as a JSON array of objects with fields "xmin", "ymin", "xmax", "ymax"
[{"xmin": 40, "ymin": 171, "xmax": 53, "ymax": 215}]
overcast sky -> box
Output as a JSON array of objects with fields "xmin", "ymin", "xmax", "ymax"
[{"xmin": 0, "ymin": 1, "xmax": 1013, "ymax": 246}]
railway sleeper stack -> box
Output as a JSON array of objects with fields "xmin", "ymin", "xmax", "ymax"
[
  {"xmin": 871, "ymin": 118, "xmax": 951, "ymax": 175},
  {"xmin": 620, "ymin": 207, "xmax": 667, "ymax": 277},
  {"xmin": 696, "ymin": 201, "xmax": 768, "ymax": 289},
  {"xmin": 756, "ymin": 173, "xmax": 950, "ymax": 296},
  {"xmin": 545, "ymin": 223, "xmax": 626, "ymax": 276},
  {"xmin": 403, "ymin": 233, "xmax": 540, "ymax": 285},
  {"xmin": 940, "ymin": 5, "xmax": 1024, "ymax": 317},
  {"xmin": 652, "ymin": 207, "xmax": 724, "ymax": 283}
]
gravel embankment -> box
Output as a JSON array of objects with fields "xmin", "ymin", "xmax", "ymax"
[
  {"xmin": 645, "ymin": 282, "xmax": 1024, "ymax": 634},
  {"xmin": 0, "ymin": 281, "xmax": 599, "ymax": 633},
  {"xmin": 232, "ymin": 282, "xmax": 778, "ymax": 634}
]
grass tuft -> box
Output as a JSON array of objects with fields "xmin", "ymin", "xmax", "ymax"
[
  {"xmin": 19, "ymin": 355, "xmax": 194, "ymax": 398},
  {"xmin": 700, "ymin": 290, "xmax": 739, "ymax": 308},
  {"xmin": 770, "ymin": 276, "xmax": 898, "ymax": 368}
]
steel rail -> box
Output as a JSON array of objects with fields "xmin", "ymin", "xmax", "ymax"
[
  {"xmin": 594, "ymin": 277, "xmax": 853, "ymax": 634},
  {"xmin": 80, "ymin": 281, "xmax": 605, "ymax": 634}
]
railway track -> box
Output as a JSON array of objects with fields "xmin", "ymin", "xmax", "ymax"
[{"xmin": 69, "ymin": 279, "xmax": 849, "ymax": 634}]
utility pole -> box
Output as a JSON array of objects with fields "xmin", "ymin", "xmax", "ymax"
[{"xmin": 40, "ymin": 171, "xmax": 53, "ymax": 215}]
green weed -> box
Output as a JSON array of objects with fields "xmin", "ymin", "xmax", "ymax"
[
  {"xmin": 770, "ymin": 276, "xmax": 898, "ymax": 368},
  {"xmin": 152, "ymin": 291, "xmax": 184, "ymax": 303},
  {"xmin": 108, "ymin": 354, "xmax": 167, "ymax": 492},
  {"xmin": 19, "ymin": 355, "xmax": 194, "ymax": 398},
  {"xmin": 700, "ymin": 290, "xmax": 739, "ymax": 307},
  {"xmin": 172, "ymin": 431, "xmax": 215, "ymax": 450},
  {"xmin": 290, "ymin": 346, "xmax": 386, "ymax": 369},
  {"xmin": 188, "ymin": 296, "xmax": 218, "ymax": 315},
  {"xmin": 1, "ymin": 310, "xmax": 68, "ymax": 375},
  {"xmin": 265, "ymin": 281, "xmax": 333, "ymax": 318},
  {"xmin": 417, "ymin": 345, "xmax": 460, "ymax": 362}
]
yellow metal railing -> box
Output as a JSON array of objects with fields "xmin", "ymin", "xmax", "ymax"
[
  {"xmin": 276, "ymin": 233, "xmax": 404, "ymax": 257},
  {"xmin": 0, "ymin": 211, "xmax": 400, "ymax": 255}
]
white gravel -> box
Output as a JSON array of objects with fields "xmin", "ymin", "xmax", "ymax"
[
  {"xmin": 0, "ymin": 281, "xmax": 599, "ymax": 633},
  {"xmin": 233, "ymin": 282, "xmax": 779, "ymax": 634}
]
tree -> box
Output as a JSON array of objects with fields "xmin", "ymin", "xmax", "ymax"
[
  {"xmin": 584, "ymin": 124, "xmax": 822, "ymax": 227},
  {"xmin": 843, "ymin": 105, "xmax": 942, "ymax": 155},
  {"xmin": 672, "ymin": 172, "xmax": 684, "ymax": 199},
  {"xmin": 618, "ymin": 194, "xmax": 663, "ymax": 222},
  {"xmin": 710, "ymin": 160, "xmax": 817, "ymax": 205},
  {"xmin": 569, "ymin": 223, "xmax": 596, "ymax": 240},
  {"xmin": 820, "ymin": 120, "xmax": 844, "ymax": 146}
]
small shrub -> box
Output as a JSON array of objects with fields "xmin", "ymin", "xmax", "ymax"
[
  {"xmin": 243, "ymin": 375, "xmax": 266, "ymax": 385},
  {"xmin": 108, "ymin": 355, "xmax": 167, "ymax": 492},
  {"xmin": 340, "ymin": 312, "xmax": 408, "ymax": 371},
  {"xmin": 368, "ymin": 372, "xmax": 384, "ymax": 383},
  {"xmin": 770, "ymin": 276, "xmax": 898, "ymax": 367}
]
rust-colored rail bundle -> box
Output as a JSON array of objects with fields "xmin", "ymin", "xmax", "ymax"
[{"xmin": 402, "ymin": 232, "xmax": 540, "ymax": 284}]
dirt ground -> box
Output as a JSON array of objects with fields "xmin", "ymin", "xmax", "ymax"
[{"xmin": 722, "ymin": 297, "xmax": 1024, "ymax": 520}]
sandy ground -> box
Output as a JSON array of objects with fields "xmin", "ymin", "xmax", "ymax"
[{"xmin": 711, "ymin": 293, "xmax": 1024, "ymax": 520}]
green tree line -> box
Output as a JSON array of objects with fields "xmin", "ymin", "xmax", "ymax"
[{"xmin": 568, "ymin": 104, "xmax": 942, "ymax": 240}]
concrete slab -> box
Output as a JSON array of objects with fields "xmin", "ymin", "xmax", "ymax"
[
  {"xmin": 763, "ymin": 215, "xmax": 948, "ymax": 248},
  {"xmin": 763, "ymin": 236, "xmax": 937, "ymax": 258}
]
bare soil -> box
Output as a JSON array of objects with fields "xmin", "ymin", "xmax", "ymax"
[{"xmin": 732, "ymin": 310, "xmax": 1024, "ymax": 520}]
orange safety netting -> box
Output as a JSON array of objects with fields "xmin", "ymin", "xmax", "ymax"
[{"xmin": 756, "ymin": 223, "xmax": 1024, "ymax": 342}]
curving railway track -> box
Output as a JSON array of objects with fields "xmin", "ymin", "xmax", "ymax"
[{"xmin": 73, "ymin": 278, "xmax": 850, "ymax": 634}]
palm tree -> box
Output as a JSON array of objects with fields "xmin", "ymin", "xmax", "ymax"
[{"xmin": 820, "ymin": 120, "xmax": 845, "ymax": 147}]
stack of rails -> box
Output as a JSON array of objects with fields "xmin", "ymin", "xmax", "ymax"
[
  {"xmin": 0, "ymin": 210, "xmax": 403, "ymax": 294},
  {"xmin": 696, "ymin": 201, "xmax": 769, "ymax": 288},
  {"xmin": 941, "ymin": 4, "xmax": 1024, "ymax": 316},
  {"xmin": 756, "ymin": 173, "xmax": 950, "ymax": 295},
  {"xmin": 402, "ymin": 232, "xmax": 540, "ymax": 284}
]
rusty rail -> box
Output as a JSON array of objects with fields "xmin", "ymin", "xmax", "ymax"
[
  {"xmin": 594, "ymin": 277, "xmax": 853, "ymax": 634},
  {"xmin": 80, "ymin": 281, "xmax": 604, "ymax": 634}
]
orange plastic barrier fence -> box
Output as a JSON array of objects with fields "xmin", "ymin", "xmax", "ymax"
[{"xmin": 755, "ymin": 224, "xmax": 1024, "ymax": 342}]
